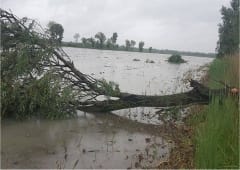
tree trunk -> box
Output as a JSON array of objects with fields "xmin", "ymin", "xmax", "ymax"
[{"xmin": 77, "ymin": 80, "xmax": 227, "ymax": 113}]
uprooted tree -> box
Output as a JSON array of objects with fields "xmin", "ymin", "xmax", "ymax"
[{"xmin": 0, "ymin": 9, "xmax": 230, "ymax": 119}]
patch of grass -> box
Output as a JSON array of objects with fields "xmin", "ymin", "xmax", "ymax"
[
  {"xmin": 208, "ymin": 55, "xmax": 239, "ymax": 88},
  {"xmin": 195, "ymin": 97, "xmax": 239, "ymax": 168},
  {"xmin": 193, "ymin": 54, "xmax": 239, "ymax": 168}
]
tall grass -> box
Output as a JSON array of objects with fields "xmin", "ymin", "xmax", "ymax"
[
  {"xmin": 194, "ymin": 54, "xmax": 239, "ymax": 168},
  {"xmin": 208, "ymin": 54, "xmax": 239, "ymax": 88}
]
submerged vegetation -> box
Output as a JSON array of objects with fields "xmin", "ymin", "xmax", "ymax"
[
  {"xmin": 168, "ymin": 54, "xmax": 186, "ymax": 64},
  {"xmin": 145, "ymin": 59, "xmax": 155, "ymax": 63},
  {"xmin": 98, "ymin": 79, "xmax": 121, "ymax": 97}
]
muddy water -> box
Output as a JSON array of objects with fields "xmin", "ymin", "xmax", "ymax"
[
  {"xmin": 1, "ymin": 48, "xmax": 213, "ymax": 168},
  {"xmin": 64, "ymin": 47, "xmax": 213, "ymax": 95},
  {"xmin": 2, "ymin": 113, "xmax": 171, "ymax": 169}
]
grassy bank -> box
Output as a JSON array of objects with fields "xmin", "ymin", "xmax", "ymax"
[{"xmin": 193, "ymin": 54, "xmax": 239, "ymax": 168}]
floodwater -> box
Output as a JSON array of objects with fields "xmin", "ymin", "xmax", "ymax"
[
  {"xmin": 64, "ymin": 47, "xmax": 213, "ymax": 95},
  {"xmin": 2, "ymin": 113, "xmax": 171, "ymax": 169},
  {"xmin": 1, "ymin": 48, "xmax": 213, "ymax": 169}
]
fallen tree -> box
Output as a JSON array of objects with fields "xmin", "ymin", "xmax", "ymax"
[
  {"xmin": 0, "ymin": 9, "xmax": 230, "ymax": 118},
  {"xmin": 78, "ymin": 80, "xmax": 209, "ymax": 112}
]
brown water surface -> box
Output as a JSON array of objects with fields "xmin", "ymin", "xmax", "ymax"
[
  {"xmin": 1, "ymin": 48, "xmax": 213, "ymax": 168},
  {"xmin": 2, "ymin": 113, "xmax": 171, "ymax": 169}
]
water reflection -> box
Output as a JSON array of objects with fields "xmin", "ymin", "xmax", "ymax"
[
  {"xmin": 2, "ymin": 113, "xmax": 171, "ymax": 169},
  {"xmin": 112, "ymin": 105, "xmax": 195, "ymax": 126}
]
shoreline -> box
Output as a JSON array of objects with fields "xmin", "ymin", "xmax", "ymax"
[{"xmin": 157, "ymin": 62, "xmax": 211, "ymax": 168}]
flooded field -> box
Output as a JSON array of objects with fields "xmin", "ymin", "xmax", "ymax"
[
  {"xmin": 2, "ymin": 113, "xmax": 172, "ymax": 169},
  {"xmin": 1, "ymin": 48, "xmax": 213, "ymax": 168},
  {"xmin": 64, "ymin": 47, "xmax": 213, "ymax": 95}
]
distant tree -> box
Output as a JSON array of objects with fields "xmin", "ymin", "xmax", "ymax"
[
  {"xmin": 95, "ymin": 32, "xmax": 106, "ymax": 48},
  {"xmin": 47, "ymin": 21, "xmax": 64, "ymax": 43},
  {"xmin": 125, "ymin": 40, "xmax": 131, "ymax": 51},
  {"xmin": 111, "ymin": 32, "xmax": 118, "ymax": 44},
  {"xmin": 106, "ymin": 39, "xmax": 113, "ymax": 49},
  {"xmin": 130, "ymin": 40, "xmax": 136, "ymax": 49},
  {"xmin": 87, "ymin": 37, "xmax": 96, "ymax": 48},
  {"xmin": 216, "ymin": 0, "xmax": 239, "ymax": 57},
  {"xmin": 139, "ymin": 41, "xmax": 145, "ymax": 52},
  {"xmin": 73, "ymin": 33, "xmax": 80, "ymax": 43},
  {"xmin": 149, "ymin": 47, "xmax": 152, "ymax": 53},
  {"xmin": 81, "ymin": 37, "xmax": 87, "ymax": 47}
]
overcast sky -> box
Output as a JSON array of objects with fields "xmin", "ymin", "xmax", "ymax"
[{"xmin": 2, "ymin": 0, "xmax": 230, "ymax": 53}]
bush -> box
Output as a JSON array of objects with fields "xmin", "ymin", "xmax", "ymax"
[
  {"xmin": 133, "ymin": 58, "xmax": 140, "ymax": 61},
  {"xmin": 168, "ymin": 54, "xmax": 186, "ymax": 64},
  {"xmin": 145, "ymin": 59, "xmax": 155, "ymax": 63}
]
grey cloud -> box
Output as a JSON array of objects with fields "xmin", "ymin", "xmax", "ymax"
[{"xmin": 2, "ymin": 0, "xmax": 230, "ymax": 52}]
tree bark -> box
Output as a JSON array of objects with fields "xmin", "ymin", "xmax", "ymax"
[{"xmin": 77, "ymin": 80, "xmax": 224, "ymax": 113}]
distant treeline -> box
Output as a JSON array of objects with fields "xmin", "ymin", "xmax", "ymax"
[
  {"xmin": 68, "ymin": 32, "xmax": 146, "ymax": 52},
  {"xmin": 43, "ymin": 23, "xmax": 215, "ymax": 58},
  {"xmin": 62, "ymin": 41, "xmax": 215, "ymax": 58}
]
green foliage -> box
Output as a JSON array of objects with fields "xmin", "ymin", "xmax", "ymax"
[
  {"xmin": 145, "ymin": 59, "xmax": 155, "ymax": 63},
  {"xmin": 111, "ymin": 32, "xmax": 118, "ymax": 44},
  {"xmin": 1, "ymin": 73, "xmax": 76, "ymax": 119},
  {"xmin": 130, "ymin": 40, "xmax": 136, "ymax": 48},
  {"xmin": 65, "ymin": 31, "xmax": 213, "ymax": 57},
  {"xmin": 208, "ymin": 59, "xmax": 227, "ymax": 88},
  {"xmin": 149, "ymin": 47, "xmax": 152, "ymax": 53},
  {"xmin": 168, "ymin": 54, "xmax": 186, "ymax": 64},
  {"xmin": 99, "ymin": 79, "xmax": 120, "ymax": 97},
  {"xmin": 65, "ymin": 31, "xmax": 214, "ymax": 57},
  {"xmin": 81, "ymin": 37, "xmax": 87, "ymax": 47},
  {"xmin": 193, "ymin": 56, "xmax": 239, "ymax": 168},
  {"xmin": 62, "ymin": 40, "xmax": 214, "ymax": 57},
  {"xmin": 87, "ymin": 37, "xmax": 96, "ymax": 48},
  {"xmin": 1, "ymin": 16, "xmax": 76, "ymax": 119},
  {"xmin": 95, "ymin": 32, "xmax": 106, "ymax": 48},
  {"xmin": 138, "ymin": 41, "xmax": 145, "ymax": 52},
  {"xmin": 208, "ymin": 55, "xmax": 239, "ymax": 88},
  {"xmin": 106, "ymin": 38, "xmax": 113, "ymax": 49},
  {"xmin": 125, "ymin": 39, "xmax": 131, "ymax": 51},
  {"xmin": 216, "ymin": 0, "xmax": 239, "ymax": 57},
  {"xmin": 48, "ymin": 21, "xmax": 64, "ymax": 43},
  {"xmin": 194, "ymin": 97, "xmax": 239, "ymax": 168},
  {"xmin": 73, "ymin": 33, "xmax": 80, "ymax": 43}
]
